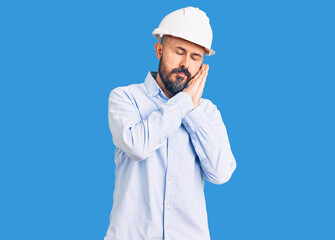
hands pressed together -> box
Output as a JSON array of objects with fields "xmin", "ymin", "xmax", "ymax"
[{"xmin": 183, "ymin": 64, "xmax": 209, "ymax": 108}]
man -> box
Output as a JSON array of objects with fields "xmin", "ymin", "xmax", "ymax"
[{"xmin": 104, "ymin": 6, "xmax": 236, "ymax": 240}]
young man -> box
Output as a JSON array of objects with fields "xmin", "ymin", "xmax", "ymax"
[{"xmin": 104, "ymin": 6, "xmax": 236, "ymax": 240}]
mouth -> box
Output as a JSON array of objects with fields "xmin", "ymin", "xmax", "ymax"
[{"xmin": 176, "ymin": 72, "xmax": 186, "ymax": 77}]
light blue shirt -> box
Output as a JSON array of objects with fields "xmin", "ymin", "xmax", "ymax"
[{"xmin": 104, "ymin": 71, "xmax": 236, "ymax": 240}]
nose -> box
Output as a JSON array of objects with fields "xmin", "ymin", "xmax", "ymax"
[{"xmin": 179, "ymin": 55, "xmax": 191, "ymax": 70}]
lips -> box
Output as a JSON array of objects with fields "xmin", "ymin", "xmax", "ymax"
[{"xmin": 176, "ymin": 72, "xmax": 186, "ymax": 77}]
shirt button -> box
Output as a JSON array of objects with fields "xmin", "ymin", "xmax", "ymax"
[
  {"xmin": 168, "ymin": 176, "xmax": 172, "ymax": 181},
  {"xmin": 166, "ymin": 226, "xmax": 169, "ymax": 230},
  {"xmin": 169, "ymin": 150, "xmax": 174, "ymax": 154},
  {"xmin": 184, "ymin": 123, "xmax": 188, "ymax": 127},
  {"xmin": 166, "ymin": 201, "xmax": 171, "ymax": 205}
]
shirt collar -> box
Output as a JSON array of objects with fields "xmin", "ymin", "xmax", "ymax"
[{"xmin": 144, "ymin": 71, "xmax": 167, "ymax": 99}]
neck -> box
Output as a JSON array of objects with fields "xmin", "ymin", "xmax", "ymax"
[{"xmin": 155, "ymin": 72, "xmax": 173, "ymax": 99}]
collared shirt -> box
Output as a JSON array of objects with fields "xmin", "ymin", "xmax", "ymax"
[{"xmin": 104, "ymin": 71, "xmax": 236, "ymax": 240}]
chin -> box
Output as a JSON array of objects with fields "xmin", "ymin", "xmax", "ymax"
[
  {"xmin": 176, "ymin": 76, "xmax": 185, "ymax": 82},
  {"xmin": 173, "ymin": 74, "xmax": 186, "ymax": 82}
]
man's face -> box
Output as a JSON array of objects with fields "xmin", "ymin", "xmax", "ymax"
[{"xmin": 157, "ymin": 36, "xmax": 205, "ymax": 96}]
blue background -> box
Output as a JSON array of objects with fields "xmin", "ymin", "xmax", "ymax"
[{"xmin": 1, "ymin": 0, "xmax": 334, "ymax": 239}]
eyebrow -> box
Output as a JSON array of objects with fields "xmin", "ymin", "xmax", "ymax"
[{"xmin": 176, "ymin": 47, "xmax": 203, "ymax": 57}]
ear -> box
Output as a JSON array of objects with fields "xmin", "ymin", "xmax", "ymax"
[{"xmin": 154, "ymin": 42, "xmax": 163, "ymax": 60}]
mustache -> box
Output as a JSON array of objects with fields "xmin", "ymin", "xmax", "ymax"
[{"xmin": 170, "ymin": 67, "xmax": 191, "ymax": 79}]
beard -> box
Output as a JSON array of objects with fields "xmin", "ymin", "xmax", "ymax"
[{"xmin": 158, "ymin": 54, "xmax": 192, "ymax": 96}]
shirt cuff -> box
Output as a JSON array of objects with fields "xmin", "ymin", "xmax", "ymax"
[
  {"xmin": 169, "ymin": 92, "xmax": 194, "ymax": 118},
  {"xmin": 182, "ymin": 105, "xmax": 208, "ymax": 133}
]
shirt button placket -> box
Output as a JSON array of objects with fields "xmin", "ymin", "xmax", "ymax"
[{"xmin": 164, "ymin": 138, "xmax": 175, "ymax": 240}]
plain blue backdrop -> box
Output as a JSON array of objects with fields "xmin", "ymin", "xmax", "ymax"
[{"xmin": 1, "ymin": 0, "xmax": 334, "ymax": 239}]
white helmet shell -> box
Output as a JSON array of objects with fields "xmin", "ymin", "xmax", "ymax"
[{"xmin": 152, "ymin": 6, "xmax": 215, "ymax": 56}]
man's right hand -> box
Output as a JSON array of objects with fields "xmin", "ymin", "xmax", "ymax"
[{"xmin": 183, "ymin": 64, "xmax": 209, "ymax": 108}]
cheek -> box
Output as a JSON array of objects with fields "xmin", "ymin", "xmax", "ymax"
[{"xmin": 163, "ymin": 53, "xmax": 179, "ymax": 70}]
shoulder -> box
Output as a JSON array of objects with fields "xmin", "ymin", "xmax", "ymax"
[{"xmin": 109, "ymin": 83, "xmax": 146, "ymax": 103}]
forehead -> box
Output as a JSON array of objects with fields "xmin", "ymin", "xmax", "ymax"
[{"xmin": 165, "ymin": 36, "xmax": 205, "ymax": 55}]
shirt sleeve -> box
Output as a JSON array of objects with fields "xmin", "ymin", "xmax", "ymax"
[
  {"xmin": 181, "ymin": 99, "xmax": 237, "ymax": 185},
  {"xmin": 108, "ymin": 88, "xmax": 194, "ymax": 161}
]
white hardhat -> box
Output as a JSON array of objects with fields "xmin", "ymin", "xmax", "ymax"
[{"xmin": 152, "ymin": 6, "xmax": 215, "ymax": 56}]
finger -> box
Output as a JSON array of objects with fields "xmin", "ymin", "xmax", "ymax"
[
  {"xmin": 189, "ymin": 64, "xmax": 206, "ymax": 83},
  {"xmin": 197, "ymin": 68, "xmax": 208, "ymax": 93},
  {"xmin": 201, "ymin": 65, "xmax": 209, "ymax": 83},
  {"xmin": 197, "ymin": 65, "xmax": 209, "ymax": 85},
  {"xmin": 185, "ymin": 64, "xmax": 207, "ymax": 92},
  {"xmin": 200, "ymin": 71, "xmax": 208, "ymax": 88},
  {"xmin": 193, "ymin": 64, "xmax": 208, "ymax": 85},
  {"xmin": 198, "ymin": 71, "xmax": 208, "ymax": 92},
  {"xmin": 194, "ymin": 71, "xmax": 208, "ymax": 100}
]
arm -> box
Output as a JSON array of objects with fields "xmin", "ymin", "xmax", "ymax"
[
  {"xmin": 182, "ymin": 101, "xmax": 236, "ymax": 185},
  {"xmin": 108, "ymin": 88, "xmax": 193, "ymax": 161},
  {"xmin": 182, "ymin": 64, "xmax": 236, "ymax": 184}
]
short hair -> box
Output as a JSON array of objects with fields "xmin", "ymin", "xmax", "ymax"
[{"xmin": 160, "ymin": 35, "xmax": 168, "ymax": 45}]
